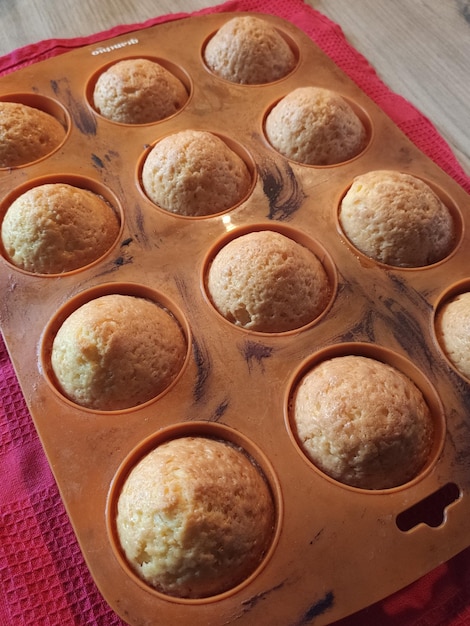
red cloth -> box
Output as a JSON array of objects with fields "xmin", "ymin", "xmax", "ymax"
[{"xmin": 1, "ymin": 1, "xmax": 470, "ymax": 625}]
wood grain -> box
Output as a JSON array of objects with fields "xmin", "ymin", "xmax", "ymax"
[{"xmin": 0, "ymin": 0, "xmax": 468, "ymax": 173}]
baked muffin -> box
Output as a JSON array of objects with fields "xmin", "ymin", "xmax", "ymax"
[
  {"xmin": 116, "ymin": 436, "xmax": 274, "ymax": 598},
  {"xmin": 142, "ymin": 130, "xmax": 251, "ymax": 216},
  {"xmin": 204, "ymin": 16, "xmax": 296, "ymax": 84},
  {"xmin": 339, "ymin": 170, "xmax": 454, "ymax": 267},
  {"xmin": 1, "ymin": 183, "xmax": 120, "ymax": 274},
  {"xmin": 0, "ymin": 101, "xmax": 66, "ymax": 167},
  {"xmin": 293, "ymin": 355, "xmax": 434, "ymax": 489},
  {"xmin": 265, "ymin": 86, "xmax": 366, "ymax": 165},
  {"xmin": 51, "ymin": 294, "xmax": 186, "ymax": 410},
  {"xmin": 207, "ymin": 230, "xmax": 330, "ymax": 332},
  {"xmin": 436, "ymin": 291, "xmax": 470, "ymax": 379},
  {"xmin": 93, "ymin": 58, "xmax": 187, "ymax": 124}
]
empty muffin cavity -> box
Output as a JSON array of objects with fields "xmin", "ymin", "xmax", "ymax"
[
  {"xmin": 264, "ymin": 86, "xmax": 369, "ymax": 166},
  {"xmin": 108, "ymin": 423, "xmax": 280, "ymax": 600},
  {"xmin": 89, "ymin": 57, "xmax": 190, "ymax": 124},
  {"xmin": 203, "ymin": 15, "xmax": 298, "ymax": 85},
  {"xmin": 287, "ymin": 345, "xmax": 445, "ymax": 490},
  {"xmin": 0, "ymin": 176, "xmax": 121, "ymax": 274},
  {"xmin": 140, "ymin": 130, "xmax": 254, "ymax": 217},
  {"xmin": 0, "ymin": 95, "xmax": 68, "ymax": 168},
  {"xmin": 42, "ymin": 285, "xmax": 190, "ymax": 412},
  {"xmin": 203, "ymin": 225, "xmax": 336, "ymax": 333},
  {"xmin": 338, "ymin": 170, "xmax": 460, "ymax": 267}
]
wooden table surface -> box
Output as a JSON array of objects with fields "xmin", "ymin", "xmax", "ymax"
[{"xmin": 1, "ymin": 0, "xmax": 469, "ymax": 175}]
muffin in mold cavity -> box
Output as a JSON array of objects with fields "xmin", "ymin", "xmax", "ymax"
[
  {"xmin": 436, "ymin": 290, "xmax": 470, "ymax": 380},
  {"xmin": 205, "ymin": 228, "xmax": 333, "ymax": 333},
  {"xmin": 264, "ymin": 86, "xmax": 368, "ymax": 166},
  {"xmin": 141, "ymin": 130, "xmax": 252, "ymax": 217},
  {"xmin": 50, "ymin": 293, "xmax": 187, "ymax": 411},
  {"xmin": 92, "ymin": 58, "xmax": 188, "ymax": 124},
  {"xmin": 204, "ymin": 15, "xmax": 297, "ymax": 85},
  {"xmin": 0, "ymin": 100, "xmax": 66, "ymax": 168},
  {"xmin": 339, "ymin": 170, "xmax": 456, "ymax": 267},
  {"xmin": 115, "ymin": 435, "xmax": 275, "ymax": 598},
  {"xmin": 1, "ymin": 181, "xmax": 120, "ymax": 274},
  {"xmin": 291, "ymin": 353, "xmax": 435, "ymax": 490}
]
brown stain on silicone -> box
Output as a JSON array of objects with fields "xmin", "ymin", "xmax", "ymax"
[
  {"xmin": 258, "ymin": 159, "xmax": 306, "ymax": 221},
  {"xmin": 50, "ymin": 77, "xmax": 97, "ymax": 135}
]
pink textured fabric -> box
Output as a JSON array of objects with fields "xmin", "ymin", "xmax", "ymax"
[{"xmin": 1, "ymin": 1, "xmax": 469, "ymax": 625}]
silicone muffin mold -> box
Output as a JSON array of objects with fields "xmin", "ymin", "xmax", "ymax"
[{"xmin": 1, "ymin": 12, "xmax": 470, "ymax": 626}]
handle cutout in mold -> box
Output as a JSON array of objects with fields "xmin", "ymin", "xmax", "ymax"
[{"xmin": 396, "ymin": 482, "xmax": 461, "ymax": 531}]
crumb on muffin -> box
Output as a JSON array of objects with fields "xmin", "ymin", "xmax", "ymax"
[
  {"xmin": 51, "ymin": 294, "xmax": 186, "ymax": 410},
  {"xmin": 1, "ymin": 183, "xmax": 119, "ymax": 273},
  {"xmin": 265, "ymin": 86, "xmax": 367, "ymax": 165},
  {"xmin": 293, "ymin": 355, "xmax": 434, "ymax": 489},
  {"xmin": 204, "ymin": 15, "xmax": 296, "ymax": 84},
  {"xmin": 207, "ymin": 230, "xmax": 330, "ymax": 332},
  {"xmin": 0, "ymin": 101, "xmax": 65, "ymax": 167},
  {"xmin": 436, "ymin": 292, "xmax": 470, "ymax": 379},
  {"xmin": 339, "ymin": 170, "xmax": 454, "ymax": 267},
  {"xmin": 142, "ymin": 129, "xmax": 251, "ymax": 216},
  {"xmin": 93, "ymin": 58, "xmax": 187, "ymax": 124},
  {"xmin": 116, "ymin": 436, "xmax": 275, "ymax": 598}
]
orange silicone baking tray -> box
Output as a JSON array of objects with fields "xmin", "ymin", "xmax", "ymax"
[{"xmin": 1, "ymin": 12, "xmax": 470, "ymax": 626}]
